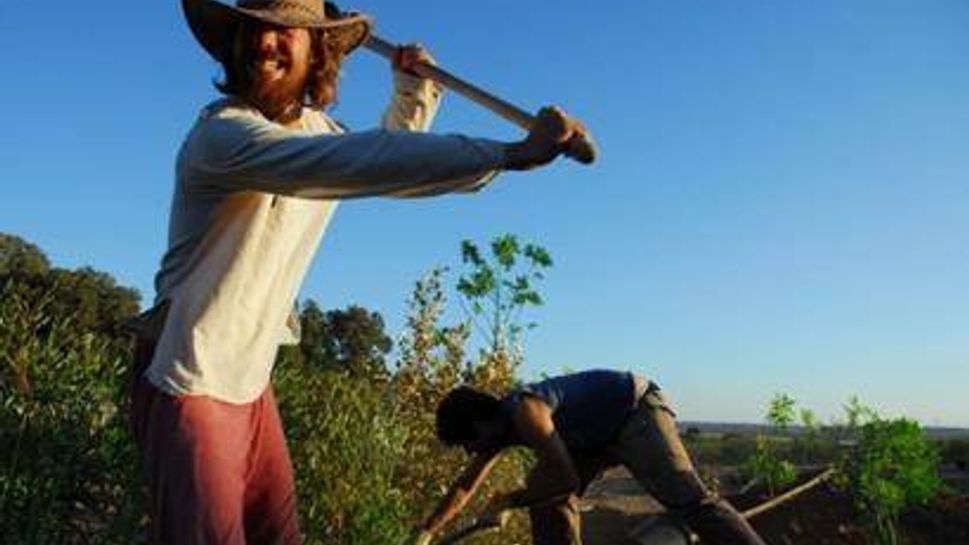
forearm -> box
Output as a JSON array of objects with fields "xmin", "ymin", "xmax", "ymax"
[
  {"xmin": 421, "ymin": 452, "xmax": 500, "ymax": 535},
  {"xmin": 422, "ymin": 486, "xmax": 474, "ymax": 535},
  {"xmin": 384, "ymin": 138, "xmax": 537, "ymax": 199}
]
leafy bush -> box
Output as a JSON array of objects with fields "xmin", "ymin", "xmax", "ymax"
[
  {"xmin": 0, "ymin": 233, "xmax": 538, "ymax": 545},
  {"xmin": 838, "ymin": 415, "xmax": 943, "ymax": 545},
  {"xmin": 274, "ymin": 360, "xmax": 410, "ymax": 545},
  {"xmin": 0, "ymin": 274, "xmax": 145, "ymax": 545}
]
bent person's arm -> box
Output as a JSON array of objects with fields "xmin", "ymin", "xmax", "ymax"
[
  {"xmin": 492, "ymin": 396, "xmax": 580, "ymax": 511},
  {"xmin": 421, "ymin": 450, "xmax": 502, "ymax": 536}
]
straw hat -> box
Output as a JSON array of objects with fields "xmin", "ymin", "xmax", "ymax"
[{"xmin": 182, "ymin": 0, "xmax": 372, "ymax": 65}]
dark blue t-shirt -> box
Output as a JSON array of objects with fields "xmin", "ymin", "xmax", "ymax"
[{"xmin": 500, "ymin": 369, "xmax": 639, "ymax": 449}]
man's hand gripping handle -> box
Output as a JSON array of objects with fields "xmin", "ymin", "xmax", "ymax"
[{"xmin": 365, "ymin": 35, "xmax": 597, "ymax": 165}]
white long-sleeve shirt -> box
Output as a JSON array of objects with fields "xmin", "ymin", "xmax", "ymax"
[{"xmin": 146, "ymin": 75, "xmax": 505, "ymax": 403}]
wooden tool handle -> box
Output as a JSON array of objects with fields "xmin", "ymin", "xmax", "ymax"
[{"xmin": 364, "ymin": 35, "xmax": 598, "ymax": 165}]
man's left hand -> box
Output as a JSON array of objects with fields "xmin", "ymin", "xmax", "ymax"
[{"xmin": 393, "ymin": 43, "xmax": 436, "ymax": 74}]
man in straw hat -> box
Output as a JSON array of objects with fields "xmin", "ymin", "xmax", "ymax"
[{"xmin": 127, "ymin": 0, "xmax": 588, "ymax": 543}]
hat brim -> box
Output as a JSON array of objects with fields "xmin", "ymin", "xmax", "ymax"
[{"xmin": 183, "ymin": 0, "xmax": 372, "ymax": 66}]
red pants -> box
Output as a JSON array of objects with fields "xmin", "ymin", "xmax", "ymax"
[{"xmin": 130, "ymin": 340, "xmax": 301, "ymax": 545}]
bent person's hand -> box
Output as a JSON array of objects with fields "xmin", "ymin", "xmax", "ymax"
[
  {"xmin": 503, "ymin": 106, "xmax": 587, "ymax": 170},
  {"xmin": 479, "ymin": 493, "xmax": 513, "ymax": 528},
  {"xmin": 401, "ymin": 527, "xmax": 433, "ymax": 545}
]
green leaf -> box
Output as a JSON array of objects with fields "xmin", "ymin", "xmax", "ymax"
[{"xmin": 492, "ymin": 234, "xmax": 520, "ymax": 269}]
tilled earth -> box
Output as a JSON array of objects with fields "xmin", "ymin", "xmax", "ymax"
[{"xmin": 578, "ymin": 467, "xmax": 969, "ymax": 545}]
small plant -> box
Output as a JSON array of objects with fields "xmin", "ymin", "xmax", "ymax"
[
  {"xmin": 742, "ymin": 434, "xmax": 797, "ymax": 498},
  {"xmin": 766, "ymin": 393, "xmax": 796, "ymax": 429},
  {"xmin": 456, "ymin": 234, "xmax": 552, "ymax": 361},
  {"xmin": 834, "ymin": 398, "xmax": 943, "ymax": 545},
  {"xmin": 741, "ymin": 393, "xmax": 797, "ymax": 497},
  {"xmin": 795, "ymin": 408, "xmax": 825, "ymax": 464},
  {"xmin": 843, "ymin": 395, "xmax": 878, "ymax": 429}
]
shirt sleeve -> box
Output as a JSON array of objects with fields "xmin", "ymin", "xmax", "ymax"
[
  {"xmin": 377, "ymin": 67, "xmax": 501, "ymax": 197},
  {"xmin": 381, "ymin": 69, "xmax": 444, "ymax": 132},
  {"xmin": 184, "ymin": 107, "xmax": 506, "ymax": 200}
]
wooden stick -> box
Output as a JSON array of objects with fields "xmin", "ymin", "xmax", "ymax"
[
  {"xmin": 742, "ymin": 467, "xmax": 837, "ymax": 519},
  {"xmin": 363, "ymin": 35, "xmax": 597, "ymax": 165},
  {"xmin": 436, "ymin": 519, "xmax": 501, "ymax": 545},
  {"xmin": 434, "ymin": 469, "xmax": 837, "ymax": 544}
]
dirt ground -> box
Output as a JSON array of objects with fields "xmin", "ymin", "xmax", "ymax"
[{"xmin": 578, "ymin": 467, "xmax": 969, "ymax": 545}]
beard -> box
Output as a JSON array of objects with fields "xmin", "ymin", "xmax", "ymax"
[
  {"xmin": 229, "ymin": 27, "xmax": 345, "ymax": 122},
  {"xmin": 247, "ymin": 52, "xmax": 310, "ymax": 124}
]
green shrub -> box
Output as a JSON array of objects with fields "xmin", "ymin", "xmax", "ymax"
[
  {"xmin": 273, "ymin": 263, "xmax": 534, "ymax": 545},
  {"xmin": 0, "ymin": 234, "xmax": 537, "ymax": 545},
  {"xmin": 275, "ymin": 360, "xmax": 410, "ymax": 545},
  {"xmin": 0, "ymin": 276, "xmax": 145, "ymax": 545},
  {"xmin": 838, "ymin": 417, "xmax": 943, "ymax": 545}
]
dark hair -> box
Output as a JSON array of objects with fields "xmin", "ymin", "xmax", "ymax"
[
  {"xmin": 436, "ymin": 386, "xmax": 501, "ymax": 446},
  {"xmin": 215, "ymin": 21, "xmax": 345, "ymax": 109}
]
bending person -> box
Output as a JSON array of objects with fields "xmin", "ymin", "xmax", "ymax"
[{"xmin": 417, "ymin": 369, "xmax": 767, "ymax": 545}]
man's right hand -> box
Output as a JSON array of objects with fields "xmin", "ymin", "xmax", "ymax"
[{"xmin": 503, "ymin": 106, "xmax": 587, "ymax": 170}]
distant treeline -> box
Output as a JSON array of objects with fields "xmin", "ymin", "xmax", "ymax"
[{"xmin": 680, "ymin": 421, "xmax": 969, "ymax": 441}]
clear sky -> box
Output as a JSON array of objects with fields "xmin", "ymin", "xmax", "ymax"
[{"xmin": 1, "ymin": 1, "xmax": 967, "ymax": 426}]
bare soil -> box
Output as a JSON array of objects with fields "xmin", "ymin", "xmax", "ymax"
[{"xmin": 578, "ymin": 467, "xmax": 969, "ymax": 545}]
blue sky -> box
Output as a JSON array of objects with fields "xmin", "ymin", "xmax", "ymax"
[{"xmin": 1, "ymin": 1, "xmax": 967, "ymax": 426}]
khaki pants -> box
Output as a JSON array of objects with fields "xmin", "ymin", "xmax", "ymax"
[{"xmin": 527, "ymin": 386, "xmax": 766, "ymax": 545}]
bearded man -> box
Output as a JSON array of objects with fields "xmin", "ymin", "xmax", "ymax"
[{"xmin": 127, "ymin": 1, "xmax": 587, "ymax": 544}]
